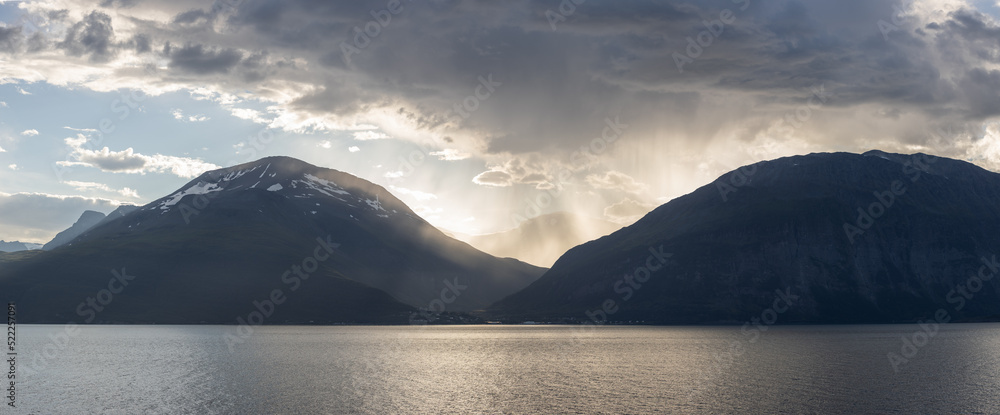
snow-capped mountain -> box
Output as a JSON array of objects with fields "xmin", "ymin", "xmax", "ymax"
[{"xmin": 1, "ymin": 156, "xmax": 543, "ymax": 324}]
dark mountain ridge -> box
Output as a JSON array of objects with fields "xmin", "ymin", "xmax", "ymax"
[
  {"xmin": 489, "ymin": 151, "xmax": 1000, "ymax": 324},
  {"xmin": 0, "ymin": 156, "xmax": 543, "ymax": 324}
]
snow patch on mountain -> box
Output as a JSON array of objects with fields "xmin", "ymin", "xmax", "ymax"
[
  {"xmin": 303, "ymin": 174, "xmax": 351, "ymax": 195},
  {"xmin": 159, "ymin": 182, "xmax": 222, "ymax": 209}
]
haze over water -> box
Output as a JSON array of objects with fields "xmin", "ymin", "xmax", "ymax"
[{"xmin": 14, "ymin": 324, "xmax": 1000, "ymax": 414}]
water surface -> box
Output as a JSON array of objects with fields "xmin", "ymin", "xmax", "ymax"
[{"xmin": 13, "ymin": 324, "xmax": 1000, "ymax": 414}]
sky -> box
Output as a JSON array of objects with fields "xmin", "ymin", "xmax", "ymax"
[{"xmin": 1, "ymin": 0, "xmax": 1000, "ymax": 243}]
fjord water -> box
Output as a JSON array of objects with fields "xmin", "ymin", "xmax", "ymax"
[{"xmin": 15, "ymin": 324, "xmax": 1000, "ymax": 414}]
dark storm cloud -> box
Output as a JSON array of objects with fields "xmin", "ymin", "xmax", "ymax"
[
  {"xmin": 959, "ymin": 68, "xmax": 1000, "ymax": 119},
  {"xmin": 0, "ymin": 26, "xmax": 22, "ymax": 53},
  {"xmin": 128, "ymin": 33, "xmax": 151, "ymax": 54},
  {"xmin": 100, "ymin": 0, "xmax": 143, "ymax": 8},
  {"xmin": 16, "ymin": 0, "xmax": 1000, "ymax": 165},
  {"xmin": 165, "ymin": 42, "xmax": 244, "ymax": 74},
  {"xmin": 172, "ymin": 8, "xmax": 213, "ymax": 25},
  {"xmin": 57, "ymin": 11, "xmax": 116, "ymax": 62}
]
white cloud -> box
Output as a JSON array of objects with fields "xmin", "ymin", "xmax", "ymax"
[
  {"xmin": 172, "ymin": 109, "xmax": 209, "ymax": 122},
  {"xmin": 0, "ymin": 192, "xmax": 121, "ymax": 242},
  {"xmin": 586, "ymin": 171, "xmax": 649, "ymax": 195},
  {"xmin": 604, "ymin": 198, "xmax": 656, "ymax": 225},
  {"xmin": 472, "ymin": 170, "xmax": 513, "ymax": 187},
  {"xmin": 230, "ymin": 108, "xmax": 270, "ymax": 124},
  {"xmin": 430, "ymin": 149, "xmax": 471, "ymax": 161},
  {"xmin": 63, "ymin": 181, "xmax": 140, "ymax": 198},
  {"xmin": 317, "ymin": 140, "xmax": 332, "ymax": 149},
  {"xmin": 8, "ymin": 164, "xmax": 18, "ymax": 171},
  {"xmin": 353, "ymin": 131, "xmax": 390, "ymax": 141},
  {"xmin": 58, "ymin": 134, "xmax": 219, "ymax": 178},
  {"xmin": 384, "ymin": 170, "xmax": 405, "ymax": 179},
  {"xmin": 390, "ymin": 185, "xmax": 437, "ymax": 201},
  {"xmin": 63, "ymin": 126, "xmax": 98, "ymax": 133},
  {"xmin": 16, "ymin": 87, "xmax": 30, "ymax": 95},
  {"xmin": 20, "ymin": 129, "xmax": 39, "ymax": 136},
  {"xmin": 0, "ymin": 146, "xmax": 5, "ymax": 153},
  {"xmin": 0, "ymin": 102, "xmax": 7, "ymax": 107},
  {"xmin": 348, "ymin": 146, "xmax": 360, "ymax": 152},
  {"xmin": 414, "ymin": 205, "xmax": 444, "ymax": 220}
]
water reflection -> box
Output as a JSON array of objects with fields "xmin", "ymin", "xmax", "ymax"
[{"xmin": 14, "ymin": 324, "xmax": 1000, "ymax": 414}]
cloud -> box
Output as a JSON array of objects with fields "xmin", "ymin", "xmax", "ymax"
[
  {"xmin": 8, "ymin": 164, "xmax": 18, "ymax": 171},
  {"xmin": 586, "ymin": 171, "xmax": 649, "ymax": 194},
  {"xmin": 58, "ymin": 134, "xmax": 219, "ymax": 178},
  {"xmin": 0, "ymin": 27, "xmax": 21, "ymax": 53},
  {"xmin": 317, "ymin": 140, "xmax": 332, "ymax": 149},
  {"xmin": 0, "ymin": 102, "xmax": 6, "ymax": 107},
  {"xmin": 348, "ymin": 146, "xmax": 360, "ymax": 152},
  {"xmin": 16, "ymin": 87, "xmax": 30, "ymax": 95},
  {"xmin": 353, "ymin": 130, "xmax": 390, "ymax": 141},
  {"xmin": 5, "ymin": 0, "xmax": 1000, "ymax": 230},
  {"xmin": 57, "ymin": 11, "xmax": 116, "ymax": 62},
  {"xmin": 229, "ymin": 108, "xmax": 269, "ymax": 124},
  {"xmin": 0, "ymin": 146, "xmax": 5, "ymax": 153},
  {"xmin": 390, "ymin": 186, "xmax": 437, "ymax": 201},
  {"xmin": 172, "ymin": 109, "xmax": 209, "ymax": 122},
  {"xmin": 20, "ymin": 129, "xmax": 39, "ymax": 136},
  {"xmin": 430, "ymin": 149, "xmax": 471, "ymax": 161},
  {"xmin": 413, "ymin": 205, "xmax": 444, "ymax": 221},
  {"xmin": 63, "ymin": 181, "xmax": 140, "ymax": 198},
  {"xmin": 604, "ymin": 198, "xmax": 656, "ymax": 225},
  {"xmin": 63, "ymin": 126, "xmax": 98, "ymax": 132},
  {"xmin": 472, "ymin": 170, "xmax": 513, "ymax": 187},
  {"xmin": 0, "ymin": 192, "xmax": 121, "ymax": 242},
  {"xmin": 165, "ymin": 42, "xmax": 244, "ymax": 75}
]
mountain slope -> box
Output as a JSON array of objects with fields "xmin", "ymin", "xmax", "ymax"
[
  {"xmin": 42, "ymin": 210, "xmax": 106, "ymax": 250},
  {"xmin": 489, "ymin": 151, "xmax": 1000, "ymax": 324},
  {"xmin": 455, "ymin": 212, "xmax": 621, "ymax": 267},
  {"xmin": 1, "ymin": 156, "xmax": 543, "ymax": 324}
]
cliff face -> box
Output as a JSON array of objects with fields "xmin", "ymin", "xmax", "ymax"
[{"xmin": 490, "ymin": 151, "xmax": 1000, "ymax": 324}]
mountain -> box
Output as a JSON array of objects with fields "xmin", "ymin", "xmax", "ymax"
[
  {"xmin": 0, "ymin": 156, "xmax": 543, "ymax": 324},
  {"xmin": 42, "ymin": 210, "xmax": 106, "ymax": 250},
  {"xmin": 94, "ymin": 204, "xmax": 140, "ymax": 228},
  {"xmin": 0, "ymin": 240, "xmax": 41, "ymax": 252},
  {"xmin": 489, "ymin": 151, "xmax": 1000, "ymax": 324},
  {"xmin": 455, "ymin": 212, "xmax": 621, "ymax": 267}
]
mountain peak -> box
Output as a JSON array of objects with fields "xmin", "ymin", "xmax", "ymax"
[
  {"xmin": 142, "ymin": 156, "xmax": 414, "ymax": 221},
  {"xmin": 43, "ymin": 210, "xmax": 107, "ymax": 250}
]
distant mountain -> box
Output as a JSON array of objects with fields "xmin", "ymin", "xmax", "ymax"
[
  {"xmin": 0, "ymin": 240, "xmax": 41, "ymax": 252},
  {"xmin": 1, "ymin": 156, "xmax": 543, "ymax": 324},
  {"xmin": 94, "ymin": 204, "xmax": 139, "ymax": 228},
  {"xmin": 456, "ymin": 212, "xmax": 621, "ymax": 267},
  {"xmin": 489, "ymin": 151, "xmax": 1000, "ymax": 324},
  {"xmin": 42, "ymin": 210, "xmax": 106, "ymax": 250}
]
